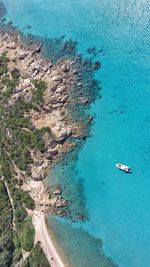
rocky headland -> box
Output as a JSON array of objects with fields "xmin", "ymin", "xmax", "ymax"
[{"xmin": 0, "ymin": 23, "xmax": 100, "ymax": 266}]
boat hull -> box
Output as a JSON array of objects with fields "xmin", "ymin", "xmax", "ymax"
[{"xmin": 116, "ymin": 163, "xmax": 132, "ymax": 173}]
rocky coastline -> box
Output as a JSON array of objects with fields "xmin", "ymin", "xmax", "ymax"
[
  {"xmin": 0, "ymin": 20, "xmax": 100, "ymax": 266},
  {"xmin": 0, "ymin": 28, "xmax": 100, "ymax": 214}
]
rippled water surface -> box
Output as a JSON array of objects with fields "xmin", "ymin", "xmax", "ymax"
[{"xmin": 3, "ymin": 0, "xmax": 150, "ymax": 266}]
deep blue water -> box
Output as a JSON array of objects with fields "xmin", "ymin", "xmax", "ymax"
[{"xmin": 3, "ymin": 0, "xmax": 150, "ymax": 266}]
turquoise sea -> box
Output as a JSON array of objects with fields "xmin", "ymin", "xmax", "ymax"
[{"xmin": 3, "ymin": 0, "xmax": 150, "ymax": 266}]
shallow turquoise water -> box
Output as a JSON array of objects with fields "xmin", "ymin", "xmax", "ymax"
[{"xmin": 3, "ymin": 0, "xmax": 150, "ymax": 266}]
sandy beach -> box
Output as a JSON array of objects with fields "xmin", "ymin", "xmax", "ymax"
[{"xmin": 33, "ymin": 211, "xmax": 66, "ymax": 267}]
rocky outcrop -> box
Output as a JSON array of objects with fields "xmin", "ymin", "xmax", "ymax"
[
  {"xmin": 0, "ymin": 29, "xmax": 99, "ymax": 221},
  {"xmin": 51, "ymin": 196, "xmax": 68, "ymax": 208},
  {"xmin": 6, "ymin": 42, "xmax": 16, "ymax": 49}
]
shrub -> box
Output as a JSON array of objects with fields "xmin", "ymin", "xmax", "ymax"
[
  {"xmin": 13, "ymin": 232, "xmax": 21, "ymax": 248},
  {"xmin": 32, "ymin": 80, "xmax": 47, "ymax": 104},
  {"xmin": 11, "ymin": 68, "xmax": 20, "ymax": 81},
  {"xmin": 0, "ymin": 53, "xmax": 8, "ymax": 76},
  {"xmin": 16, "ymin": 216, "xmax": 35, "ymax": 252},
  {"xmin": 8, "ymin": 182, "xmax": 35, "ymax": 210},
  {"xmin": 15, "ymin": 206, "xmax": 27, "ymax": 222},
  {"xmin": 23, "ymin": 242, "xmax": 50, "ymax": 267},
  {"xmin": 21, "ymin": 191, "xmax": 35, "ymax": 210},
  {"xmin": 12, "ymin": 247, "xmax": 22, "ymax": 264}
]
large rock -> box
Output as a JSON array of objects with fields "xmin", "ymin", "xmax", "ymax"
[
  {"xmin": 87, "ymin": 115, "xmax": 94, "ymax": 123},
  {"xmin": 34, "ymin": 43, "xmax": 42, "ymax": 53},
  {"xmin": 57, "ymin": 128, "xmax": 72, "ymax": 142},
  {"xmin": 48, "ymin": 139, "xmax": 57, "ymax": 148},
  {"xmin": 17, "ymin": 50, "xmax": 28, "ymax": 60},
  {"xmin": 56, "ymin": 86, "xmax": 65, "ymax": 94},
  {"xmin": 45, "ymin": 153, "xmax": 52, "ymax": 161},
  {"xmin": 48, "ymin": 149, "xmax": 58, "ymax": 157},
  {"xmin": 60, "ymin": 95, "xmax": 69, "ymax": 103},
  {"xmin": 51, "ymin": 75, "xmax": 63, "ymax": 83}
]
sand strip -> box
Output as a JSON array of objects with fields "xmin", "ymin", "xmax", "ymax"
[{"xmin": 33, "ymin": 211, "xmax": 65, "ymax": 267}]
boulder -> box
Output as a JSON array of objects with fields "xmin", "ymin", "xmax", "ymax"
[
  {"xmin": 57, "ymin": 210, "xmax": 67, "ymax": 217},
  {"xmin": 54, "ymin": 188, "xmax": 61, "ymax": 195},
  {"xmin": 17, "ymin": 50, "xmax": 28, "ymax": 60},
  {"xmin": 45, "ymin": 153, "xmax": 52, "ymax": 161},
  {"xmin": 61, "ymin": 64, "xmax": 70, "ymax": 72},
  {"xmin": 35, "ymin": 43, "xmax": 42, "ymax": 53},
  {"xmin": 48, "ymin": 149, "xmax": 58, "ymax": 157},
  {"xmin": 48, "ymin": 139, "xmax": 57, "ymax": 148},
  {"xmin": 92, "ymin": 61, "xmax": 101, "ymax": 70},
  {"xmin": 60, "ymin": 95, "xmax": 69, "ymax": 103},
  {"xmin": 57, "ymin": 128, "xmax": 72, "ymax": 142},
  {"xmin": 73, "ymin": 70, "xmax": 79, "ymax": 74},
  {"xmin": 80, "ymin": 97, "xmax": 89, "ymax": 104},
  {"xmin": 56, "ymin": 86, "xmax": 65, "ymax": 94},
  {"xmin": 87, "ymin": 115, "xmax": 93, "ymax": 123},
  {"xmin": 51, "ymin": 75, "xmax": 63, "ymax": 83}
]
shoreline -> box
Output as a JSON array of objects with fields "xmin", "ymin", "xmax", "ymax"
[
  {"xmin": 0, "ymin": 18, "xmax": 100, "ymax": 266},
  {"xmin": 33, "ymin": 210, "xmax": 67, "ymax": 267}
]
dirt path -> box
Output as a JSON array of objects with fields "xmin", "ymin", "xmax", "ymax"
[
  {"xmin": 4, "ymin": 180, "xmax": 30, "ymax": 262},
  {"xmin": 4, "ymin": 180, "xmax": 16, "ymax": 228}
]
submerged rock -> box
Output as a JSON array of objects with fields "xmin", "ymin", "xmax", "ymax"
[
  {"xmin": 87, "ymin": 115, "xmax": 94, "ymax": 123},
  {"xmin": 35, "ymin": 43, "xmax": 42, "ymax": 53},
  {"xmin": 92, "ymin": 61, "xmax": 101, "ymax": 70},
  {"xmin": 54, "ymin": 187, "xmax": 61, "ymax": 195}
]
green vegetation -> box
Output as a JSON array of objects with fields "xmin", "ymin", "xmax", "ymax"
[
  {"xmin": 0, "ymin": 180, "xmax": 15, "ymax": 266},
  {"xmin": 15, "ymin": 206, "xmax": 27, "ymax": 222},
  {"xmin": 0, "ymin": 52, "xmax": 8, "ymax": 76},
  {"xmin": 0, "ymin": 180, "xmax": 35, "ymax": 265},
  {"xmin": 23, "ymin": 242, "xmax": 50, "ymax": 267},
  {"xmin": 11, "ymin": 68, "xmax": 20, "ymax": 81},
  {"xmin": 0, "ymin": 230, "xmax": 15, "ymax": 267},
  {"xmin": 0, "ymin": 180, "xmax": 12, "ymax": 235},
  {"xmin": 0, "ymin": 57, "xmax": 20, "ymax": 99},
  {"xmin": 16, "ymin": 216, "xmax": 35, "ymax": 252},
  {"xmin": 32, "ymin": 79, "xmax": 47, "ymax": 104},
  {"xmin": 0, "ymin": 53, "xmax": 50, "ymax": 175},
  {"xmin": 12, "ymin": 232, "xmax": 22, "ymax": 265},
  {"xmin": 0, "ymin": 52, "xmax": 50, "ymax": 265},
  {"xmin": 8, "ymin": 181, "xmax": 35, "ymax": 211}
]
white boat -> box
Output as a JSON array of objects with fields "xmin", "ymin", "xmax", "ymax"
[{"xmin": 116, "ymin": 163, "xmax": 132, "ymax": 173}]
